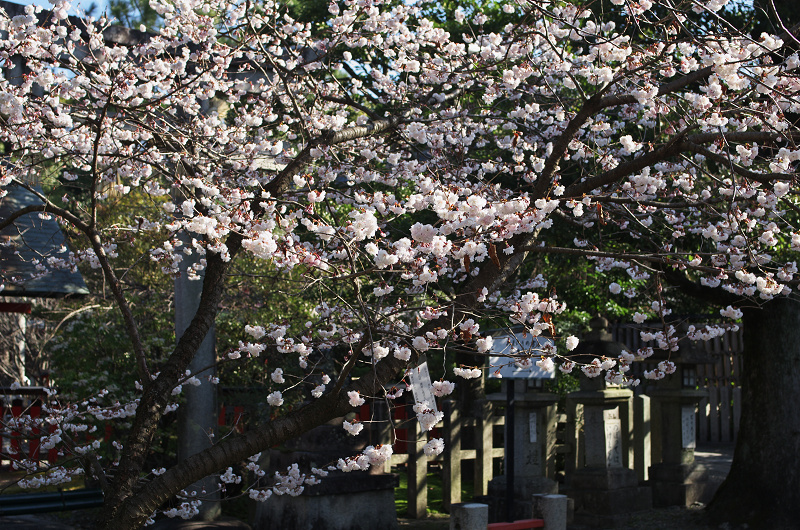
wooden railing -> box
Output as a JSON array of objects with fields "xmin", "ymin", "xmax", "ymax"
[
  {"xmin": 357, "ymin": 395, "xmax": 506, "ymax": 518},
  {"xmin": 0, "ymin": 387, "xmax": 57, "ymax": 470}
]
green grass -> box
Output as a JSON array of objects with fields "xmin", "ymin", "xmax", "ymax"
[
  {"xmin": 0, "ymin": 471, "xmax": 87, "ymax": 495},
  {"xmin": 394, "ymin": 466, "xmax": 474, "ymax": 517}
]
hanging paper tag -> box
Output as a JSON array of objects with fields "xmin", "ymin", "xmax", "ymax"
[{"xmin": 408, "ymin": 361, "xmax": 437, "ymax": 413}]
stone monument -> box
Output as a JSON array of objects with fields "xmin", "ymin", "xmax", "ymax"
[
  {"xmin": 566, "ymin": 316, "xmax": 651, "ymax": 526},
  {"xmin": 253, "ymin": 417, "xmax": 398, "ymax": 530},
  {"xmin": 647, "ymin": 323, "xmax": 709, "ymax": 506},
  {"xmin": 484, "ymin": 331, "xmax": 560, "ymax": 521}
]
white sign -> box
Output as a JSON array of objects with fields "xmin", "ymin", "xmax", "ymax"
[
  {"xmin": 408, "ymin": 362, "xmax": 437, "ymax": 413},
  {"xmin": 487, "ymin": 331, "xmax": 556, "ymax": 380}
]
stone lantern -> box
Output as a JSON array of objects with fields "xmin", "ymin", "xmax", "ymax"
[
  {"xmin": 484, "ymin": 330, "xmax": 560, "ymax": 521},
  {"xmin": 647, "ymin": 322, "xmax": 710, "ymax": 507},
  {"xmin": 565, "ymin": 316, "xmax": 652, "ymax": 527}
]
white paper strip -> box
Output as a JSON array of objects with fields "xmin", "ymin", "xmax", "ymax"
[{"xmin": 408, "ymin": 361, "xmax": 437, "ymax": 413}]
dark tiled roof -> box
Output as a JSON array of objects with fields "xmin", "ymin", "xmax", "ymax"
[{"xmin": 0, "ymin": 184, "xmax": 89, "ymax": 298}]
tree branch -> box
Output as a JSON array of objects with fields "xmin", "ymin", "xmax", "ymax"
[
  {"xmin": 684, "ymin": 142, "xmax": 795, "ymax": 184},
  {"xmin": 105, "ymin": 115, "xmax": 403, "ymax": 519},
  {"xmin": 0, "ymin": 187, "xmax": 149, "ymax": 383},
  {"xmin": 564, "ymin": 130, "xmax": 694, "ymax": 197}
]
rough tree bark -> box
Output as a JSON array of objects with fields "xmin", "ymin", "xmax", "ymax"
[{"xmin": 708, "ymin": 298, "xmax": 800, "ymax": 528}]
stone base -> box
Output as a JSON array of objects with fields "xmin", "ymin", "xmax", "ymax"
[
  {"xmin": 569, "ymin": 468, "xmax": 652, "ymax": 527},
  {"xmin": 481, "ymin": 475, "xmax": 559, "ymax": 522},
  {"xmin": 487, "ymin": 475, "xmax": 559, "ymax": 499},
  {"xmin": 252, "ymin": 474, "xmax": 398, "ymax": 530},
  {"xmin": 650, "ymin": 463, "xmax": 710, "ymax": 507},
  {"xmin": 570, "ymin": 467, "xmax": 638, "ymax": 490}
]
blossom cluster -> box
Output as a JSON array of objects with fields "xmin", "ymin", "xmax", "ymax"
[{"xmin": 1, "ymin": 0, "xmax": 798, "ymax": 521}]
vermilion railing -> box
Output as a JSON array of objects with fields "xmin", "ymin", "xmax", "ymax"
[
  {"xmin": 0, "ymin": 388, "xmax": 58, "ymax": 470},
  {"xmin": 487, "ymin": 519, "xmax": 545, "ymax": 530}
]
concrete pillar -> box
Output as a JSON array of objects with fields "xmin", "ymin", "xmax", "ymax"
[
  {"xmin": 532, "ymin": 494, "xmax": 568, "ymax": 530},
  {"xmin": 449, "ymin": 503, "xmax": 488, "ymax": 530},
  {"xmin": 175, "ymin": 237, "xmax": 220, "ymax": 520}
]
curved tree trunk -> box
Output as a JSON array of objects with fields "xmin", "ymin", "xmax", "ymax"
[{"xmin": 708, "ymin": 298, "xmax": 800, "ymax": 528}]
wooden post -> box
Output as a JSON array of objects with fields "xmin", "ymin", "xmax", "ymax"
[
  {"xmin": 443, "ymin": 399, "xmax": 461, "ymax": 511},
  {"xmin": 474, "ymin": 399, "xmax": 493, "ymax": 497},
  {"xmin": 407, "ymin": 413, "xmax": 428, "ymax": 519}
]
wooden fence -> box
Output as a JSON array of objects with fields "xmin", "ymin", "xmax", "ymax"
[
  {"xmin": 357, "ymin": 395, "xmax": 506, "ymax": 518},
  {"xmin": 696, "ymin": 334, "xmax": 743, "ymax": 444}
]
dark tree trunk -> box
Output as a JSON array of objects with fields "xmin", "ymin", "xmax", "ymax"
[{"xmin": 708, "ymin": 298, "xmax": 800, "ymax": 528}]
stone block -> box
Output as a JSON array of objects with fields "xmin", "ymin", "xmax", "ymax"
[
  {"xmin": 532, "ymin": 494, "xmax": 567, "ymax": 530},
  {"xmin": 252, "ymin": 474, "xmax": 398, "ymax": 530},
  {"xmin": 650, "ymin": 463, "xmax": 712, "ymax": 507},
  {"xmin": 569, "ymin": 467, "xmax": 638, "ymax": 490},
  {"xmin": 450, "ymin": 503, "xmax": 489, "ymax": 530},
  {"xmin": 151, "ymin": 517, "xmax": 251, "ymax": 529},
  {"xmin": 571, "ymin": 485, "xmax": 652, "ymax": 526}
]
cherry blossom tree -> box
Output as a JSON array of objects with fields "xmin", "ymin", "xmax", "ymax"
[{"xmin": 1, "ymin": 0, "xmax": 799, "ymax": 527}]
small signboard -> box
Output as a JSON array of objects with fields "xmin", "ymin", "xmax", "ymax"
[
  {"xmin": 408, "ymin": 361, "xmax": 437, "ymax": 413},
  {"xmin": 487, "ymin": 331, "xmax": 556, "ymax": 380}
]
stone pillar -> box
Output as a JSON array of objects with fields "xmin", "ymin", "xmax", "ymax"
[
  {"xmin": 175, "ymin": 239, "xmax": 220, "ymax": 520},
  {"xmin": 487, "ymin": 379, "xmax": 559, "ymax": 520},
  {"xmin": 648, "ymin": 372, "xmax": 707, "ymax": 507},
  {"xmin": 567, "ymin": 382, "xmax": 651, "ymax": 526},
  {"xmin": 443, "ymin": 399, "xmax": 461, "ymax": 510}
]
